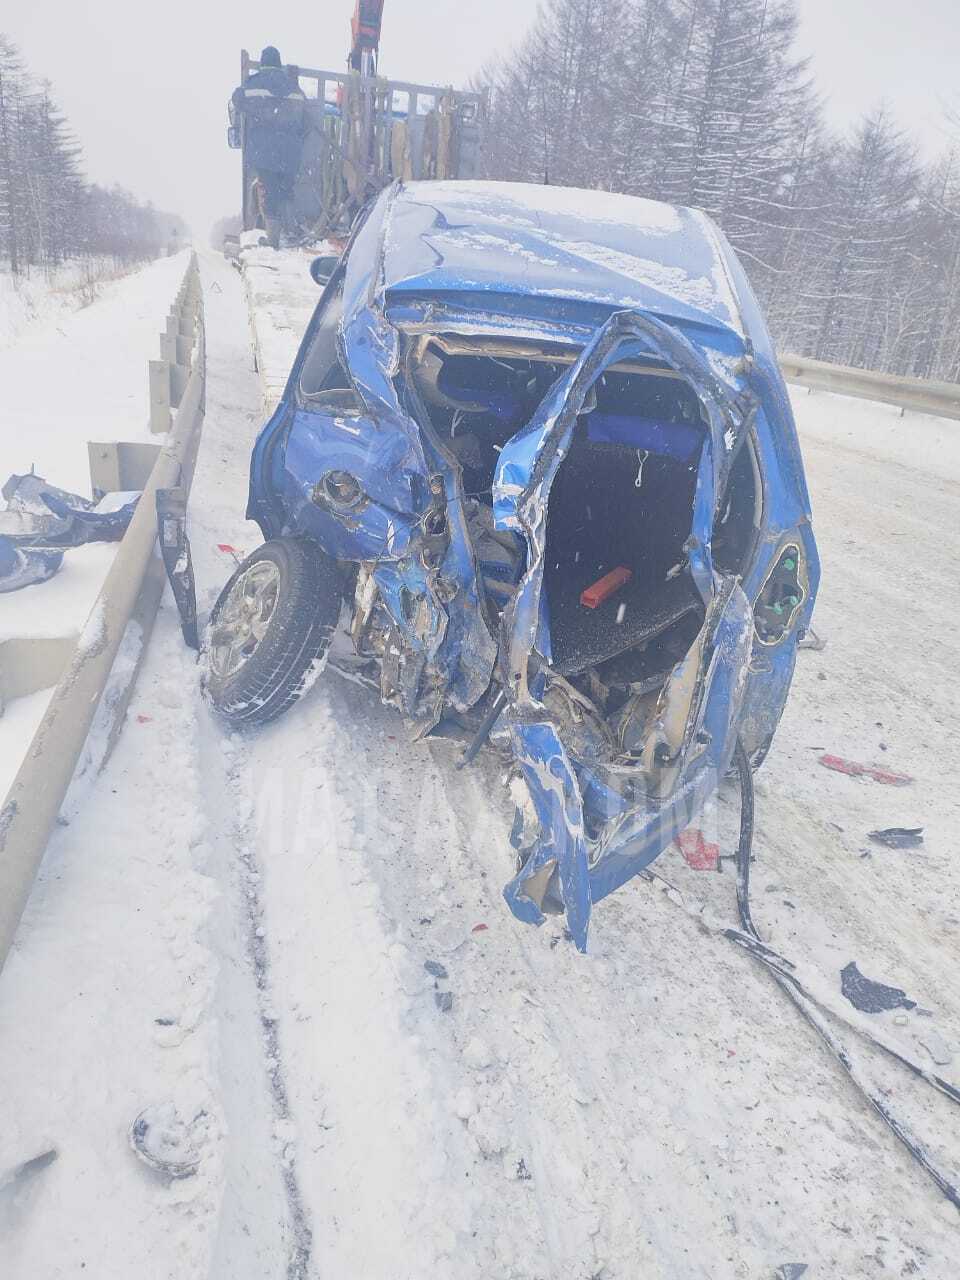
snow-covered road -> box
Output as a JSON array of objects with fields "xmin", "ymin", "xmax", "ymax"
[{"xmin": 1, "ymin": 250, "xmax": 958, "ymax": 1279}]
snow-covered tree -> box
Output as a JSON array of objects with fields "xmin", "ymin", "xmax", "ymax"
[
  {"xmin": 0, "ymin": 32, "xmax": 184, "ymax": 276},
  {"xmin": 479, "ymin": 0, "xmax": 960, "ymax": 380}
]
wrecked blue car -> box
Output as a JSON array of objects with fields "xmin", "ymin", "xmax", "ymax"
[{"xmin": 206, "ymin": 180, "xmax": 819, "ymax": 949}]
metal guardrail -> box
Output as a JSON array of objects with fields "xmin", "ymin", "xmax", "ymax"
[
  {"xmin": 0, "ymin": 254, "xmax": 206, "ymax": 973},
  {"xmin": 779, "ymin": 353, "xmax": 960, "ymax": 422}
]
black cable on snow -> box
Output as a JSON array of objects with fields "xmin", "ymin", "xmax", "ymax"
[{"xmin": 730, "ymin": 739, "xmax": 960, "ymax": 1214}]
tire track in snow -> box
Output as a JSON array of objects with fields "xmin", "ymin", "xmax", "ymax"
[
  {"xmin": 191, "ymin": 252, "xmax": 317, "ymax": 1278},
  {"xmin": 239, "ymin": 699, "xmax": 559, "ymax": 1278},
  {"xmin": 203, "ymin": 726, "xmax": 314, "ymax": 1279}
]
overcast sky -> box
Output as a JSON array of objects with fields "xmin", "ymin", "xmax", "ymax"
[{"xmin": 3, "ymin": 0, "xmax": 956, "ymax": 236}]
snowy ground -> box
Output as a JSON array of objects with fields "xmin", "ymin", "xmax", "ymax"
[
  {"xmin": 0, "ymin": 257, "xmax": 150, "ymax": 352},
  {"xmin": 1, "ymin": 249, "xmax": 958, "ymax": 1279},
  {"xmin": 0, "ymin": 251, "xmax": 189, "ymax": 798},
  {"xmin": 0, "ymin": 250, "xmax": 188, "ymax": 492},
  {"xmin": 238, "ymin": 244, "xmax": 319, "ymax": 414}
]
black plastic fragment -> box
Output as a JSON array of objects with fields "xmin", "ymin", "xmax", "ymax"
[
  {"xmin": 775, "ymin": 1266, "xmax": 808, "ymax": 1280},
  {"xmin": 424, "ymin": 960, "xmax": 448, "ymax": 980},
  {"xmin": 868, "ymin": 827, "xmax": 924, "ymax": 849},
  {"xmin": 435, "ymin": 991, "xmax": 453, "ymax": 1012},
  {"xmin": 841, "ymin": 962, "xmax": 916, "ymax": 1013},
  {"xmin": 156, "ymin": 487, "xmax": 199, "ymax": 650}
]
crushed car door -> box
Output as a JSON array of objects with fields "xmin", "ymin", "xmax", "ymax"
[{"xmin": 492, "ymin": 309, "xmax": 757, "ymax": 951}]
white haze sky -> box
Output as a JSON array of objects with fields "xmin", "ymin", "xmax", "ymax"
[{"xmin": 3, "ymin": 0, "xmax": 957, "ymax": 237}]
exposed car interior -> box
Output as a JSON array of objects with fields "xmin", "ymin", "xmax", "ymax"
[{"xmin": 408, "ymin": 332, "xmax": 761, "ymax": 756}]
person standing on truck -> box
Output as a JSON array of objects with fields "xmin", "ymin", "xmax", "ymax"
[{"xmin": 232, "ymin": 47, "xmax": 307, "ymax": 247}]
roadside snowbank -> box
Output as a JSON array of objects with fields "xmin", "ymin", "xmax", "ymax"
[
  {"xmin": 0, "ymin": 252, "xmax": 192, "ymax": 836},
  {"xmin": 0, "ymin": 251, "xmax": 188, "ymax": 496},
  {"xmin": 0, "ymin": 257, "xmax": 153, "ymax": 353}
]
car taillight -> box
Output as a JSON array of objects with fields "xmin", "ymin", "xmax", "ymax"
[{"xmin": 754, "ymin": 542, "xmax": 806, "ymax": 645}]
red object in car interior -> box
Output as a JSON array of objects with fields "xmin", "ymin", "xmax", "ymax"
[{"xmin": 580, "ymin": 566, "xmax": 632, "ymax": 609}]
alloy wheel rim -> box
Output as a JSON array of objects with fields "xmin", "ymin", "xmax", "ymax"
[{"xmin": 209, "ymin": 560, "xmax": 281, "ymax": 678}]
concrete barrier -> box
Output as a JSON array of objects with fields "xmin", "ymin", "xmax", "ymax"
[
  {"xmin": 0, "ymin": 253, "xmax": 206, "ymax": 973},
  {"xmin": 779, "ymin": 353, "xmax": 960, "ymax": 422}
]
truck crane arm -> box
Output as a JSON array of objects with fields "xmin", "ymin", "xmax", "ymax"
[{"xmin": 349, "ymin": 0, "xmax": 385, "ymax": 76}]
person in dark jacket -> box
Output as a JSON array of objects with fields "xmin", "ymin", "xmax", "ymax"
[{"xmin": 232, "ymin": 47, "xmax": 307, "ymax": 246}]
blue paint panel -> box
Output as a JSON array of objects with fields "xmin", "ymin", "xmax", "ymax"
[
  {"xmin": 380, "ymin": 182, "xmax": 745, "ymax": 337},
  {"xmin": 585, "ymin": 413, "xmax": 703, "ymax": 462}
]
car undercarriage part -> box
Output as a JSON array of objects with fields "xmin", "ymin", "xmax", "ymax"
[
  {"xmin": 457, "ymin": 686, "xmax": 507, "ymax": 769},
  {"xmin": 710, "ymin": 741, "xmax": 960, "ymax": 1213}
]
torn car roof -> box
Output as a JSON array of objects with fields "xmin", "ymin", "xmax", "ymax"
[{"xmin": 378, "ymin": 181, "xmax": 746, "ymax": 339}]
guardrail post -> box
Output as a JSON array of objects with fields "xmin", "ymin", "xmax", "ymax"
[
  {"xmin": 149, "ymin": 359, "xmax": 172, "ymax": 433},
  {"xmin": 170, "ymin": 362, "xmax": 190, "ymax": 408},
  {"xmin": 160, "ymin": 323, "xmax": 178, "ymax": 364},
  {"xmin": 88, "ymin": 441, "xmax": 161, "ymax": 498},
  {"xmin": 0, "ymin": 637, "xmax": 78, "ymax": 712}
]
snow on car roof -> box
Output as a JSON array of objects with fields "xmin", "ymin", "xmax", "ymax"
[{"xmin": 380, "ymin": 180, "xmax": 745, "ymax": 337}]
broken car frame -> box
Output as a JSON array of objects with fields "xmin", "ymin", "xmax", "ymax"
[{"xmin": 208, "ymin": 180, "xmax": 821, "ymax": 952}]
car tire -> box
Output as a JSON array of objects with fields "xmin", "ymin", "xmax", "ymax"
[{"xmin": 205, "ymin": 538, "xmax": 343, "ymax": 729}]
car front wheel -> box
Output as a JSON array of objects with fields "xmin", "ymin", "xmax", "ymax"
[{"xmin": 205, "ymin": 537, "xmax": 342, "ymax": 728}]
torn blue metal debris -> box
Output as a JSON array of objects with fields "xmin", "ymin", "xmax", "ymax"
[
  {"xmin": 0, "ymin": 471, "xmax": 139, "ymax": 548},
  {"xmin": 219, "ymin": 179, "xmax": 819, "ymax": 949}
]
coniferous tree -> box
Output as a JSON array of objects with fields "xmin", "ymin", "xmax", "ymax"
[
  {"xmin": 480, "ymin": 0, "xmax": 960, "ymax": 380},
  {"xmin": 0, "ymin": 35, "xmax": 27, "ymax": 274},
  {"xmin": 1, "ymin": 32, "xmax": 184, "ymax": 278}
]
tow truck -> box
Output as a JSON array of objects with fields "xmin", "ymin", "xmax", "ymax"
[{"xmin": 227, "ymin": 1, "xmax": 485, "ymax": 240}]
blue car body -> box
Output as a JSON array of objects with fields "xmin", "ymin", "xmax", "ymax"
[{"xmin": 246, "ymin": 180, "xmax": 819, "ymax": 950}]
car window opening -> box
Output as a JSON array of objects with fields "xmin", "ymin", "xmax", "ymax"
[{"xmin": 299, "ymin": 280, "xmax": 353, "ymax": 397}]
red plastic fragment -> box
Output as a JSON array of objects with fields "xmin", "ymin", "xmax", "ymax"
[
  {"xmin": 471, "ymin": 923, "xmax": 488, "ymax": 933},
  {"xmin": 136, "ymin": 714, "xmax": 152, "ymax": 724},
  {"xmin": 580, "ymin": 565, "xmax": 632, "ymax": 610},
  {"xmin": 818, "ymin": 754, "xmax": 913, "ymax": 786},
  {"xmin": 675, "ymin": 828, "xmax": 720, "ymax": 871},
  {"xmin": 866, "ymin": 766, "xmax": 914, "ymax": 786}
]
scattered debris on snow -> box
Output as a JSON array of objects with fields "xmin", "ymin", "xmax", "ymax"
[
  {"xmin": 868, "ymin": 826, "xmax": 924, "ymax": 849},
  {"xmin": 818, "ymin": 753, "xmax": 914, "ymax": 785},
  {"xmin": 840, "ymin": 962, "xmax": 917, "ymax": 1014}
]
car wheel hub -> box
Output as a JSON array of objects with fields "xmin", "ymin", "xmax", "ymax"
[{"xmin": 209, "ymin": 560, "xmax": 281, "ymax": 678}]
